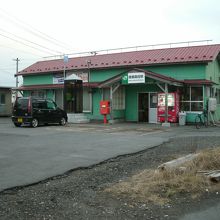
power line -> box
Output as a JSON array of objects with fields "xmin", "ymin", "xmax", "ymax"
[
  {"xmin": 0, "ymin": 27, "xmax": 63, "ymax": 54},
  {"xmin": 0, "ymin": 32, "xmax": 57, "ymax": 55},
  {"xmin": 0, "ymin": 8, "xmax": 74, "ymax": 52},
  {"xmin": 0, "ymin": 43, "xmax": 43, "ymax": 57},
  {"xmin": 0, "ymin": 68, "xmax": 11, "ymax": 74}
]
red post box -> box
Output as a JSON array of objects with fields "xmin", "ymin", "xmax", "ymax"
[
  {"xmin": 100, "ymin": 100, "xmax": 110, "ymax": 124},
  {"xmin": 100, "ymin": 100, "xmax": 110, "ymax": 115}
]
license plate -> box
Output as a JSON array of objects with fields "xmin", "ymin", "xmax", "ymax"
[{"xmin": 18, "ymin": 118, "xmax": 23, "ymax": 123}]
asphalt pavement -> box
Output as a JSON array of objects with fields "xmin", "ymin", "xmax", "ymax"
[{"xmin": 1, "ymin": 117, "xmax": 220, "ymax": 192}]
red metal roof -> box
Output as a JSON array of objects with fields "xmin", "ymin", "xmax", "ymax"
[{"xmin": 18, "ymin": 44, "xmax": 220, "ymax": 76}]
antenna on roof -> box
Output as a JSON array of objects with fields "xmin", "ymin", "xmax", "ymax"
[{"xmin": 90, "ymin": 51, "xmax": 97, "ymax": 56}]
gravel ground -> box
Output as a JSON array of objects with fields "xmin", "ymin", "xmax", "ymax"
[{"xmin": 0, "ymin": 136, "xmax": 220, "ymax": 220}]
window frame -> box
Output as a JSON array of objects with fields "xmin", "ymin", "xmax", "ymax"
[
  {"xmin": 0, "ymin": 93, "xmax": 6, "ymax": 105},
  {"xmin": 180, "ymin": 86, "xmax": 204, "ymax": 112}
]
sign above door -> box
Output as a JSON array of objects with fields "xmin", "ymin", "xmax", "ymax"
[{"xmin": 122, "ymin": 72, "xmax": 145, "ymax": 84}]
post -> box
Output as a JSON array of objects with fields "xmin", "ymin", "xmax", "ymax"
[
  {"xmin": 110, "ymin": 86, "xmax": 113, "ymax": 122},
  {"xmin": 165, "ymin": 83, "xmax": 168, "ymax": 123},
  {"xmin": 63, "ymin": 55, "xmax": 69, "ymax": 79},
  {"xmin": 13, "ymin": 58, "xmax": 20, "ymax": 98},
  {"xmin": 63, "ymin": 55, "xmax": 69, "ymax": 109},
  {"xmin": 162, "ymin": 83, "xmax": 170, "ymax": 127}
]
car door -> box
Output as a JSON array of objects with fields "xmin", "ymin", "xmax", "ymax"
[
  {"xmin": 46, "ymin": 100, "xmax": 60, "ymax": 123},
  {"xmin": 32, "ymin": 99, "xmax": 48, "ymax": 123}
]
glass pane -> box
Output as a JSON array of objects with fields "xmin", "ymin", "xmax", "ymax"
[
  {"xmin": 191, "ymin": 87, "xmax": 203, "ymax": 101},
  {"xmin": 103, "ymin": 88, "xmax": 110, "ymax": 100},
  {"xmin": 180, "ymin": 102, "xmax": 190, "ymax": 111},
  {"xmin": 191, "ymin": 102, "xmax": 203, "ymax": 111},
  {"xmin": 16, "ymin": 98, "xmax": 28, "ymax": 110},
  {"xmin": 168, "ymin": 94, "xmax": 174, "ymax": 106},
  {"xmin": 150, "ymin": 93, "xmax": 157, "ymax": 108},
  {"xmin": 0, "ymin": 94, "xmax": 5, "ymax": 104},
  {"xmin": 180, "ymin": 87, "xmax": 190, "ymax": 102},
  {"xmin": 47, "ymin": 101, "xmax": 56, "ymax": 109}
]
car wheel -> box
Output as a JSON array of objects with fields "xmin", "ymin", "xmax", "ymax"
[
  {"xmin": 60, "ymin": 117, "xmax": 66, "ymax": 126},
  {"xmin": 31, "ymin": 118, "xmax": 39, "ymax": 128},
  {"xmin": 14, "ymin": 122, "xmax": 21, "ymax": 127}
]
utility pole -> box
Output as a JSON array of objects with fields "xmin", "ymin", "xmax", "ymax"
[{"xmin": 13, "ymin": 58, "xmax": 20, "ymax": 98}]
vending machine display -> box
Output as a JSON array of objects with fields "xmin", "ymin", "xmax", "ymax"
[{"xmin": 157, "ymin": 92, "xmax": 179, "ymax": 123}]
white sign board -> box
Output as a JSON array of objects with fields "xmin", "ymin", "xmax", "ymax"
[
  {"xmin": 53, "ymin": 74, "xmax": 64, "ymax": 84},
  {"xmin": 67, "ymin": 72, "xmax": 88, "ymax": 83},
  {"xmin": 128, "ymin": 72, "xmax": 145, "ymax": 84}
]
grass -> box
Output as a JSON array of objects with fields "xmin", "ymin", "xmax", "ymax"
[{"xmin": 104, "ymin": 147, "xmax": 220, "ymax": 205}]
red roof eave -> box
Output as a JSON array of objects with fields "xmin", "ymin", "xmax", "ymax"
[
  {"xmin": 14, "ymin": 82, "xmax": 99, "ymax": 91},
  {"xmin": 183, "ymin": 79, "xmax": 217, "ymax": 86}
]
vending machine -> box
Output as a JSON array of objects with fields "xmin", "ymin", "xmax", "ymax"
[{"xmin": 157, "ymin": 92, "xmax": 179, "ymax": 123}]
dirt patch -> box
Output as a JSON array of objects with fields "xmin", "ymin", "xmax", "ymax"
[
  {"xmin": 105, "ymin": 148, "xmax": 220, "ymax": 205},
  {"xmin": 0, "ymin": 139, "xmax": 220, "ymax": 219}
]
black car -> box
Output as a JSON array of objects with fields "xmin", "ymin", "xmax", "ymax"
[{"xmin": 12, "ymin": 97, "xmax": 68, "ymax": 128}]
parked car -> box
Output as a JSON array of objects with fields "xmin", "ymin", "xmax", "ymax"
[{"xmin": 12, "ymin": 97, "xmax": 68, "ymax": 128}]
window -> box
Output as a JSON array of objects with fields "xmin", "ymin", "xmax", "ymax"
[
  {"xmin": 31, "ymin": 90, "xmax": 46, "ymax": 98},
  {"xmin": 150, "ymin": 93, "xmax": 158, "ymax": 108},
  {"xmin": 47, "ymin": 100, "xmax": 57, "ymax": 110},
  {"xmin": 216, "ymin": 89, "xmax": 220, "ymax": 104},
  {"xmin": 0, "ymin": 94, "xmax": 6, "ymax": 105},
  {"xmin": 102, "ymin": 88, "xmax": 110, "ymax": 100},
  {"xmin": 32, "ymin": 100, "xmax": 47, "ymax": 109},
  {"xmin": 180, "ymin": 86, "xmax": 203, "ymax": 111},
  {"xmin": 112, "ymin": 86, "xmax": 125, "ymax": 110},
  {"xmin": 16, "ymin": 98, "xmax": 28, "ymax": 110}
]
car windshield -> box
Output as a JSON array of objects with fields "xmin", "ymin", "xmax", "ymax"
[{"xmin": 15, "ymin": 98, "xmax": 29, "ymax": 110}]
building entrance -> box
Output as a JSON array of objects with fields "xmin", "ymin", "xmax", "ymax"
[
  {"xmin": 64, "ymin": 79, "xmax": 83, "ymax": 113},
  {"xmin": 138, "ymin": 93, "xmax": 149, "ymax": 122}
]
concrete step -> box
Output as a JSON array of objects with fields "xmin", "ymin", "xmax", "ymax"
[{"xmin": 67, "ymin": 113, "xmax": 90, "ymax": 124}]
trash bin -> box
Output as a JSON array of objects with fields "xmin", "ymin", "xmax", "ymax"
[{"xmin": 179, "ymin": 111, "xmax": 186, "ymax": 126}]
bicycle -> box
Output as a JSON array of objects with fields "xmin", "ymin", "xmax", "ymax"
[{"xmin": 195, "ymin": 109, "xmax": 208, "ymax": 129}]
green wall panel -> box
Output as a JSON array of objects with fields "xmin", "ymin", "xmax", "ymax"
[
  {"xmin": 113, "ymin": 110, "xmax": 125, "ymax": 119},
  {"xmin": 206, "ymin": 60, "xmax": 220, "ymax": 83},
  {"xmin": 90, "ymin": 68, "xmax": 126, "ymax": 82},
  {"xmin": 23, "ymin": 74, "xmax": 53, "ymax": 85},
  {"xmin": 89, "ymin": 63, "xmax": 206, "ymax": 84},
  {"xmin": 90, "ymin": 88, "xmax": 103, "ymax": 120},
  {"xmin": 144, "ymin": 64, "xmax": 206, "ymax": 80}
]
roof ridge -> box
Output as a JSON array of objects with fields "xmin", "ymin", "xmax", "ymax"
[
  {"xmin": 18, "ymin": 44, "xmax": 220, "ymax": 75},
  {"xmin": 39, "ymin": 44, "xmax": 220, "ymax": 63}
]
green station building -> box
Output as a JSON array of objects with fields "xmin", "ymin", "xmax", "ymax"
[{"xmin": 16, "ymin": 44, "xmax": 220, "ymax": 124}]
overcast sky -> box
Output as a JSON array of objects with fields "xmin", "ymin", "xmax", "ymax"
[{"xmin": 0, "ymin": 0, "xmax": 219, "ymax": 87}]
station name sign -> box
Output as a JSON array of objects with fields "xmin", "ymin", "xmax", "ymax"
[{"xmin": 122, "ymin": 72, "xmax": 145, "ymax": 84}]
